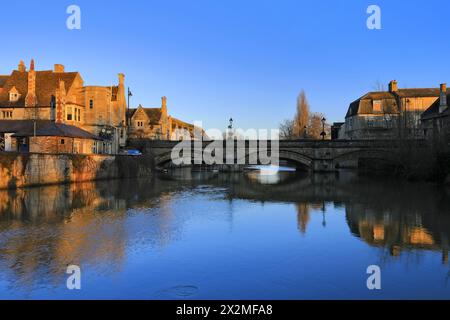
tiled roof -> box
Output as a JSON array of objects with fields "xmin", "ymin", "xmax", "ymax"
[
  {"xmin": 0, "ymin": 70, "xmax": 79, "ymax": 108},
  {"xmin": 0, "ymin": 75, "xmax": 9, "ymax": 88},
  {"xmin": 0, "ymin": 120, "xmax": 101, "ymax": 140},
  {"xmin": 127, "ymin": 106, "xmax": 162, "ymax": 125},
  {"xmin": 172, "ymin": 117, "xmax": 194, "ymax": 129}
]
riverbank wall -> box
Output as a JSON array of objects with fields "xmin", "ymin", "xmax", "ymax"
[{"xmin": 0, "ymin": 152, "xmax": 153, "ymax": 189}]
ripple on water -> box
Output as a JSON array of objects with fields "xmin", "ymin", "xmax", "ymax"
[{"xmin": 155, "ymin": 285, "xmax": 199, "ymax": 298}]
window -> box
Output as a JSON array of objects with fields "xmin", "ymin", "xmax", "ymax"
[
  {"xmin": 9, "ymin": 93, "xmax": 19, "ymax": 102},
  {"xmin": 60, "ymin": 139, "xmax": 65, "ymax": 145},
  {"xmin": 2, "ymin": 111, "xmax": 12, "ymax": 119},
  {"xmin": 373, "ymin": 100, "xmax": 382, "ymax": 113},
  {"xmin": 120, "ymin": 129, "xmax": 124, "ymax": 139},
  {"xmin": 137, "ymin": 121, "xmax": 144, "ymax": 127},
  {"xmin": 89, "ymin": 99, "xmax": 94, "ymax": 109},
  {"xmin": 9, "ymin": 87, "xmax": 19, "ymax": 102},
  {"xmin": 67, "ymin": 107, "xmax": 73, "ymax": 121}
]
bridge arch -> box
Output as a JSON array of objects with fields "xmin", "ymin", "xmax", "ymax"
[
  {"xmin": 234, "ymin": 149, "xmax": 313, "ymax": 169},
  {"xmin": 154, "ymin": 148, "xmax": 313, "ymax": 169}
]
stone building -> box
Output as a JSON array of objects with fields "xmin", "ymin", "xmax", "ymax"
[
  {"xmin": 0, "ymin": 120, "xmax": 101, "ymax": 153},
  {"xmin": 342, "ymin": 80, "xmax": 446, "ymax": 139},
  {"xmin": 127, "ymin": 96, "xmax": 199, "ymax": 140},
  {"xmin": 0, "ymin": 60, "xmax": 127, "ymax": 154},
  {"xmin": 421, "ymin": 83, "xmax": 450, "ymax": 141}
]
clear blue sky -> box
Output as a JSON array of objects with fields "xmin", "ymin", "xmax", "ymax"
[{"xmin": 1, "ymin": 0, "xmax": 449, "ymax": 130}]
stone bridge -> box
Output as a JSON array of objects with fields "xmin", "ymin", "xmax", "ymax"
[{"xmin": 129, "ymin": 139, "xmax": 422, "ymax": 172}]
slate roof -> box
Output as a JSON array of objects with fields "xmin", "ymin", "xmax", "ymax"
[
  {"xmin": 0, "ymin": 70, "xmax": 80, "ymax": 108},
  {"xmin": 0, "ymin": 120, "xmax": 101, "ymax": 140},
  {"xmin": 346, "ymin": 88, "xmax": 445, "ymax": 118},
  {"xmin": 421, "ymin": 94, "xmax": 450, "ymax": 120}
]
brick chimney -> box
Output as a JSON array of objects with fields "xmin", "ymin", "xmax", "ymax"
[
  {"xmin": 117, "ymin": 73, "xmax": 126, "ymax": 108},
  {"xmin": 18, "ymin": 60, "xmax": 26, "ymax": 72},
  {"xmin": 389, "ymin": 80, "xmax": 398, "ymax": 93},
  {"xmin": 54, "ymin": 64, "xmax": 65, "ymax": 73},
  {"xmin": 55, "ymin": 80, "xmax": 66, "ymax": 124},
  {"xmin": 161, "ymin": 96, "xmax": 167, "ymax": 116},
  {"xmin": 439, "ymin": 83, "xmax": 447, "ymax": 114},
  {"xmin": 25, "ymin": 59, "xmax": 37, "ymax": 107}
]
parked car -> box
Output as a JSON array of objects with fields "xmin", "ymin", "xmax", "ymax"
[{"xmin": 120, "ymin": 149, "xmax": 142, "ymax": 156}]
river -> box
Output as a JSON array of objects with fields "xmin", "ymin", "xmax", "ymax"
[{"xmin": 0, "ymin": 168, "xmax": 449, "ymax": 299}]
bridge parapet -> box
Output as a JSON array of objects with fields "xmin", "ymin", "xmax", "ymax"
[{"xmin": 128, "ymin": 138, "xmax": 427, "ymax": 172}]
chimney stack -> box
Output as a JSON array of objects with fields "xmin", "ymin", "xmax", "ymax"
[
  {"xmin": 161, "ymin": 96, "xmax": 167, "ymax": 115},
  {"xmin": 439, "ymin": 83, "xmax": 447, "ymax": 114},
  {"xmin": 117, "ymin": 73, "xmax": 126, "ymax": 111},
  {"xmin": 118, "ymin": 73, "xmax": 125, "ymax": 86},
  {"xmin": 54, "ymin": 64, "xmax": 65, "ymax": 73},
  {"xmin": 55, "ymin": 80, "xmax": 66, "ymax": 124},
  {"xmin": 18, "ymin": 60, "xmax": 26, "ymax": 72},
  {"xmin": 25, "ymin": 59, "xmax": 37, "ymax": 107},
  {"xmin": 389, "ymin": 80, "xmax": 398, "ymax": 93}
]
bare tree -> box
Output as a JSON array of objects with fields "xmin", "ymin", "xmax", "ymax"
[
  {"xmin": 294, "ymin": 90, "xmax": 310, "ymax": 138},
  {"xmin": 308, "ymin": 112, "xmax": 327, "ymax": 140},
  {"xmin": 279, "ymin": 119, "xmax": 295, "ymax": 140},
  {"xmin": 373, "ymin": 81, "xmax": 386, "ymax": 92}
]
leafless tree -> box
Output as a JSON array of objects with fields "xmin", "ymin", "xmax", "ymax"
[
  {"xmin": 373, "ymin": 81, "xmax": 386, "ymax": 92},
  {"xmin": 279, "ymin": 119, "xmax": 295, "ymax": 140},
  {"xmin": 308, "ymin": 112, "xmax": 329, "ymax": 140}
]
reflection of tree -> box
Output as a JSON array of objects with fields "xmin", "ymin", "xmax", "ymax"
[{"xmin": 295, "ymin": 203, "xmax": 310, "ymax": 234}]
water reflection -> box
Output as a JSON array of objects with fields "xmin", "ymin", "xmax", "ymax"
[{"xmin": 0, "ymin": 168, "xmax": 449, "ymax": 299}]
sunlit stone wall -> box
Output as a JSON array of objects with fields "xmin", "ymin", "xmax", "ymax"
[{"xmin": 0, "ymin": 153, "xmax": 152, "ymax": 189}]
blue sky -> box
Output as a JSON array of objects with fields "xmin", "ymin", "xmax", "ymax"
[{"xmin": 1, "ymin": 0, "xmax": 450, "ymax": 130}]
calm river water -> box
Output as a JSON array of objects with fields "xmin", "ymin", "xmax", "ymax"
[{"xmin": 0, "ymin": 168, "xmax": 449, "ymax": 299}]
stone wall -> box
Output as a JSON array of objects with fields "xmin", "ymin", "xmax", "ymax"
[{"xmin": 0, "ymin": 152, "xmax": 153, "ymax": 189}]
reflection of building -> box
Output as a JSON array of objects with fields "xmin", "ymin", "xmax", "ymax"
[
  {"xmin": 342, "ymin": 80, "xmax": 445, "ymax": 139},
  {"xmin": 0, "ymin": 60, "xmax": 127, "ymax": 154},
  {"xmin": 346, "ymin": 204, "xmax": 449, "ymax": 263},
  {"xmin": 127, "ymin": 97, "xmax": 199, "ymax": 140}
]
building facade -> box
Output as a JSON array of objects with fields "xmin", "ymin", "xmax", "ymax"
[
  {"xmin": 342, "ymin": 80, "xmax": 445, "ymax": 139},
  {"xmin": 421, "ymin": 83, "xmax": 450, "ymax": 141},
  {"xmin": 0, "ymin": 60, "xmax": 127, "ymax": 154},
  {"xmin": 127, "ymin": 96, "xmax": 199, "ymax": 141}
]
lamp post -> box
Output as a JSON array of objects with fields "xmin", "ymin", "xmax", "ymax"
[
  {"xmin": 127, "ymin": 87, "xmax": 132, "ymax": 134},
  {"xmin": 228, "ymin": 118, "xmax": 233, "ymax": 139},
  {"xmin": 321, "ymin": 117, "xmax": 326, "ymax": 141}
]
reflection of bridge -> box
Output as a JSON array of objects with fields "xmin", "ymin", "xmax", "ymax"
[{"xmin": 131, "ymin": 139, "xmax": 424, "ymax": 171}]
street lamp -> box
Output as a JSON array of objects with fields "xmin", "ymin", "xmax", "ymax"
[
  {"xmin": 228, "ymin": 118, "xmax": 233, "ymax": 130},
  {"xmin": 321, "ymin": 117, "xmax": 326, "ymax": 140},
  {"xmin": 227, "ymin": 118, "xmax": 234, "ymax": 140}
]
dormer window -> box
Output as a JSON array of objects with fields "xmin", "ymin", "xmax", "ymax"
[
  {"xmin": 9, "ymin": 86, "xmax": 20, "ymax": 102},
  {"xmin": 373, "ymin": 100, "xmax": 382, "ymax": 113}
]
